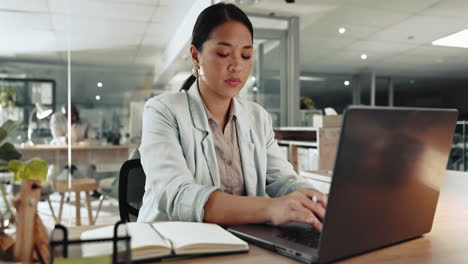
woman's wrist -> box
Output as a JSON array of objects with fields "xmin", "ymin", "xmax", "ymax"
[{"xmin": 262, "ymin": 197, "xmax": 275, "ymax": 223}]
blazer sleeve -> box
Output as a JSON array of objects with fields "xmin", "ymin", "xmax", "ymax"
[
  {"xmin": 263, "ymin": 110, "xmax": 317, "ymax": 197},
  {"xmin": 139, "ymin": 99, "xmax": 220, "ymax": 222}
]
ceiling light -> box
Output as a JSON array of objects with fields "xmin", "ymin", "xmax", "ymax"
[
  {"xmin": 97, "ymin": 82, "xmax": 103, "ymax": 87},
  {"xmin": 299, "ymin": 76, "xmax": 326, "ymax": 81},
  {"xmin": 432, "ymin": 29, "xmax": 468, "ymax": 48},
  {"xmin": 361, "ymin": 54, "xmax": 368, "ymax": 60},
  {"xmin": 251, "ymin": 76, "xmax": 256, "ymax": 82},
  {"xmin": 96, "ymin": 95, "xmax": 101, "ymax": 100},
  {"xmin": 253, "ymin": 86, "xmax": 258, "ymax": 92},
  {"xmin": 344, "ymin": 80, "xmax": 350, "ymax": 86},
  {"xmin": 338, "ymin": 27, "xmax": 346, "ymax": 34},
  {"xmin": 232, "ymin": 0, "xmax": 262, "ymax": 4}
]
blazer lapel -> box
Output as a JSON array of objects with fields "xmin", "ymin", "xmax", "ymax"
[
  {"xmin": 235, "ymin": 99, "xmax": 257, "ymax": 196},
  {"xmin": 186, "ymin": 83, "xmax": 221, "ymax": 187}
]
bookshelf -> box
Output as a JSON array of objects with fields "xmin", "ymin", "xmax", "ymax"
[{"xmin": 274, "ymin": 127, "xmax": 340, "ymax": 171}]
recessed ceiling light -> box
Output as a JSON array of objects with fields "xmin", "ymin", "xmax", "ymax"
[
  {"xmin": 96, "ymin": 95, "xmax": 101, "ymax": 100},
  {"xmin": 361, "ymin": 54, "xmax": 368, "ymax": 60},
  {"xmin": 253, "ymin": 86, "xmax": 258, "ymax": 92},
  {"xmin": 432, "ymin": 29, "xmax": 468, "ymax": 48},
  {"xmin": 97, "ymin": 82, "xmax": 103, "ymax": 87},
  {"xmin": 344, "ymin": 80, "xmax": 350, "ymax": 86},
  {"xmin": 338, "ymin": 27, "xmax": 346, "ymax": 34},
  {"xmin": 251, "ymin": 76, "xmax": 256, "ymax": 82}
]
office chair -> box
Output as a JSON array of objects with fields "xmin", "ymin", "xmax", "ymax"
[{"xmin": 118, "ymin": 159, "xmax": 146, "ymax": 222}]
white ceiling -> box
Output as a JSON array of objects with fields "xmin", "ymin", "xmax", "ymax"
[
  {"xmin": 0, "ymin": 0, "xmax": 188, "ymax": 66},
  {"xmin": 240, "ymin": 0, "xmax": 468, "ymax": 78},
  {"xmin": 0, "ymin": 0, "xmax": 467, "ymax": 85}
]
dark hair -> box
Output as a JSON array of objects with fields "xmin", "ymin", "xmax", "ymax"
[
  {"xmin": 62, "ymin": 103, "xmax": 80, "ymax": 122},
  {"xmin": 180, "ymin": 3, "xmax": 253, "ymax": 91}
]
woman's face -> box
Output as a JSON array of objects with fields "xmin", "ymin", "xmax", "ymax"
[{"xmin": 192, "ymin": 20, "xmax": 253, "ymax": 100}]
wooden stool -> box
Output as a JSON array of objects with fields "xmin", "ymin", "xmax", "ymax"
[{"xmin": 51, "ymin": 178, "xmax": 100, "ymax": 226}]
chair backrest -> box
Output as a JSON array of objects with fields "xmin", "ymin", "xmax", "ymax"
[{"xmin": 119, "ymin": 159, "xmax": 146, "ymax": 222}]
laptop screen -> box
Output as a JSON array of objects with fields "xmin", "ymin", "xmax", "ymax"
[{"xmin": 318, "ymin": 106, "xmax": 458, "ymax": 263}]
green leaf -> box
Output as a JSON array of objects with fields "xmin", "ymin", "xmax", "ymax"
[
  {"xmin": 8, "ymin": 160, "xmax": 25, "ymax": 182},
  {"xmin": 0, "ymin": 128, "xmax": 6, "ymax": 144},
  {"xmin": 23, "ymin": 159, "xmax": 48, "ymax": 183},
  {"xmin": 0, "ymin": 142, "xmax": 22, "ymax": 163},
  {"xmin": 0, "ymin": 120, "xmax": 22, "ymax": 146},
  {"xmin": 7, "ymin": 158, "xmax": 47, "ymax": 183}
]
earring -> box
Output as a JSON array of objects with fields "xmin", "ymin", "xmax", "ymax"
[{"xmin": 192, "ymin": 67, "xmax": 199, "ymax": 78}]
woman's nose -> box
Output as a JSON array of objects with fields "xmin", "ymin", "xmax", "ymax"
[{"xmin": 228, "ymin": 56, "xmax": 242, "ymax": 72}]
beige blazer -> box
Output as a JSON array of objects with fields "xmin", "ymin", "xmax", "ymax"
[{"xmin": 137, "ymin": 82, "xmax": 316, "ymax": 222}]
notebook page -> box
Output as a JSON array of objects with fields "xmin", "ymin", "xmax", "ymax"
[
  {"xmin": 152, "ymin": 222, "xmax": 247, "ymax": 250},
  {"xmin": 81, "ymin": 225, "xmax": 119, "ymax": 257},
  {"xmin": 127, "ymin": 222, "xmax": 171, "ymax": 250},
  {"xmin": 81, "ymin": 223, "xmax": 171, "ymax": 258}
]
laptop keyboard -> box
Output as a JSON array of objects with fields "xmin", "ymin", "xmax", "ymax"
[{"xmin": 277, "ymin": 226, "xmax": 321, "ymax": 248}]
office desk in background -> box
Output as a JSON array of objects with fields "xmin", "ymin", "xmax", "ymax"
[
  {"xmin": 16, "ymin": 144, "xmax": 134, "ymax": 175},
  {"xmin": 66, "ymin": 170, "xmax": 468, "ymax": 263}
]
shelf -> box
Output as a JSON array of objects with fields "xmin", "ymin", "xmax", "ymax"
[
  {"xmin": 274, "ymin": 127, "xmax": 318, "ymax": 131},
  {"xmin": 300, "ymin": 170, "xmax": 332, "ymax": 183},
  {"xmin": 277, "ymin": 140, "xmax": 318, "ymax": 147},
  {"xmin": 274, "ymin": 127, "xmax": 340, "ymax": 171}
]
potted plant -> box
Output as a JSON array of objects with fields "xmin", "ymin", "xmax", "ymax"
[
  {"xmin": 0, "ymin": 120, "xmax": 47, "ymax": 259},
  {"xmin": 0, "ymin": 120, "xmax": 21, "ymax": 257},
  {"xmin": 0, "ymin": 87, "xmax": 17, "ymax": 114}
]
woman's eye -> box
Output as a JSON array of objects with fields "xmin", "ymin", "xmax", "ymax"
[
  {"xmin": 242, "ymin": 55, "xmax": 251, "ymax": 60},
  {"xmin": 217, "ymin": 53, "xmax": 229, "ymax": 57}
]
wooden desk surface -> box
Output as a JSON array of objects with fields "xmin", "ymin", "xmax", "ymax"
[
  {"xmin": 16, "ymin": 144, "xmax": 132, "ymax": 150},
  {"xmin": 66, "ymin": 170, "xmax": 468, "ymax": 263},
  {"xmin": 16, "ymin": 144, "xmax": 134, "ymax": 174}
]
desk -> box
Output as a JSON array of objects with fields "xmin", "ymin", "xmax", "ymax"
[
  {"xmin": 16, "ymin": 144, "xmax": 133, "ymax": 176},
  {"xmin": 65, "ymin": 170, "xmax": 468, "ymax": 263}
]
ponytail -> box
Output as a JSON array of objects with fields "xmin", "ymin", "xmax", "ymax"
[{"xmin": 180, "ymin": 75, "xmax": 196, "ymax": 91}]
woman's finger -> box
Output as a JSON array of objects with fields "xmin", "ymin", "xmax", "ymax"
[
  {"xmin": 319, "ymin": 193, "xmax": 328, "ymax": 208},
  {"xmin": 289, "ymin": 210, "xmax": 323, "ymax": 232},
  {"xmin": 292, "ymin": 210, "xmax": 323, "ymax": 232},
  {"xmin": 300, "ymin": 196, "xmax": 326, "ymax": 220},
  {"xmin": 299, "ymin": 189, "xmax": 328, "ymax": 209},
  {"xmin": 290, "ymin": 199, "xmax": 315, "ymax": 219}
]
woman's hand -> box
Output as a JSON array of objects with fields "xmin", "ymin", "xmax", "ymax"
[{"xmin": 266, "ymin": 189, "xmax": 328, "ymax": 231}]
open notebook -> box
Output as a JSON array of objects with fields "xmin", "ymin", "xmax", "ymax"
[{"xmin": 81, "ymin": 222, "xmax": 249, "ymax": 261}]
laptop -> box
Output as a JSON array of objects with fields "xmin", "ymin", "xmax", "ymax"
[{"xmin": 228, "ymin": 106, "xmax": 458, "ymax": 263}]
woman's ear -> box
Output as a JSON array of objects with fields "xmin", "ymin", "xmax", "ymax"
[{"xmin": 190, "ymin": 45, "xmax": 200, "ymax": 68}]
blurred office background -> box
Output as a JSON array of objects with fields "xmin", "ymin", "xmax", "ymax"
[{"xmin": 1, "ymin": 0, "xmax": 468, "ymax": 226}]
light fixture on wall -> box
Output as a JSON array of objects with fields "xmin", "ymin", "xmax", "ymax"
[{"xmin": 28, "ymin": 103, "xmax": 53, "ymax": 145}]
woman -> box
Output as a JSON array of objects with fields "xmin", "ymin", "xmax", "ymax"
[
  {"xmin": 50, "ymin": 104, "xmax": 96, "ymax": 144},
  {"xmin": 138, "ymin": 3, "xmax": 327, "ymax": 232}
]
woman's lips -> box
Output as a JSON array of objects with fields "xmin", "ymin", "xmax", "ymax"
[{"xmin": 225, "ymin": 78, "xmax": 241, "ymax": 86}]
